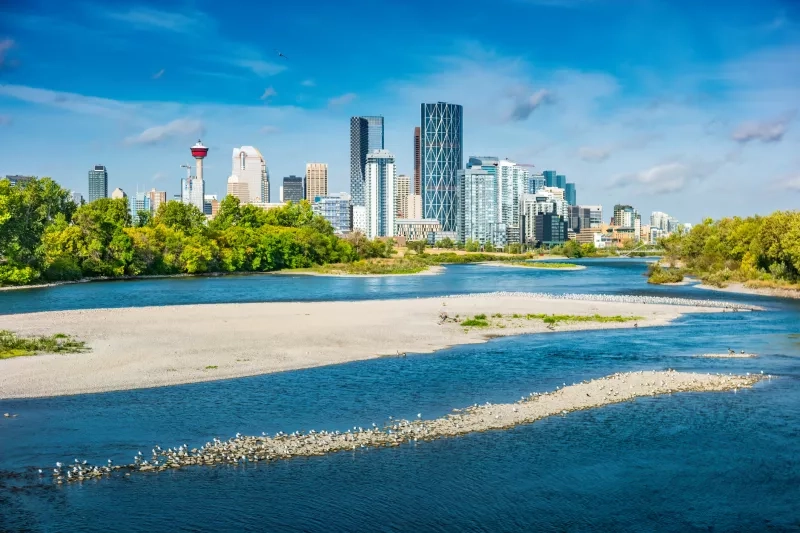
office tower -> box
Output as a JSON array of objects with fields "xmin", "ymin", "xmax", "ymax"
[
  {"xmin": 226, "ymin": 175, "xmax": 250, "ymax": 204},
  {"xmin": 567, "ymin": 205, "xmax": 591, "ymax": 232},
  {"xmin": 407, "ymin": 194, "xmax": 423, "ymax": 219},
  {"xmin": 203, "ymin": 194, "xmax": 217, "ymax": 216},
  {"xmin": 395, "ymin": 175, "xmax": 411, "ymax": 218},
  {"xmin": 520, "ymin": 190, "xmax": 568, "ymax": 243},
  {"xmin": 581, "ymin": 205, "xmax": 603, "ymax": 228},
  {"xmin": 528, "ymin": 173, "xmax": 545, "ymax": 194},
  {"xmin": 556, "ymin": 174, "xmax": 567, "ymax": 189},
  {"xmin": 306, "ymin": 163, "xmax": 328, "ymax": 200},
  {"xmin": 88, "ymin": 165, "xmax": 108, "ymax": 202},
  {"xmin": 71, "ymin": 191, "xmax": 83, "ymax": 205},
  {"xmin": 5, "ymin": 175, "xmax": 34, "ymax": 187},
  {"xmin": 413, "ymin": 126, "xmax": 421, "ymax": 195},
  {"xmin": 131, "ymin": 191, "xmax": 151, "ymax": 224},
  {"xmin": 349, "ymin": 117, "xmax": 369, "ymax": 206},
  {"xmin": 421, "ymin": 102, "xmax": 463, "ymax": 232},
  {"xmin": 352, "ymin": 205, "xmax": 367, "ymax": 234},
  {"xmin": 565, "ymin": 183, "xmax": 577, "ymax": 206},
  {"xmin": 534, "ymin": 213, "xmax": 569, "ymax": 245},
  {"xmin": 312, "ymin": 193, "xmax": 352, "ymax": 234},
  {"xmin": 364, "ymin": 149, "xmax": 396, "ymax": 239},
  {"xmin": 613, "ymin": 204, "xmax": 637, "ymax": 227},
  {"xmin": 458, "ymin": 164, "xmax": 499, "ymax": 246},
  {"xmin": 543, "ymin": 170, "xmax": 557, "ymax": 188},
  {"xmin": 181, "ymin": 176, "xmax": 204, "ymax": 212},
  {"xmin": 282, "ymin": 175, "xmax": 305, "ymax": 203},
  {"xmin": 363, "ymin": 116, "xmax": 384, "ymax": 150},
  {"xmin": 111, "ymin": 187, "xmax": 127, "ymax": 199},
  {"xmin": 497, "ymin": 159, "xmax": 528, "ymax": 236},
  {"xmin": 147, "ymin": 189, "xmax": 167, "ymax": 214},
  {"xmin": 232, "ymin": 146, "xmax": 269, "ymax": 203}
]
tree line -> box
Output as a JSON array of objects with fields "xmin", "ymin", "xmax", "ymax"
[{"xmin": 0, "ymin": 177, "xmax": 392, "ymax": 286}]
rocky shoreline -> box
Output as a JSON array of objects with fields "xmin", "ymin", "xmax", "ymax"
[{"xmin": 45, "ymin": 370, "xmax": 766, "ymax": 484}]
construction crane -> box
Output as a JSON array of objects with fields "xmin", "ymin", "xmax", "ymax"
[{"xmin": 180, "ymin": 164, "xmax": 192, "ymax": 179}]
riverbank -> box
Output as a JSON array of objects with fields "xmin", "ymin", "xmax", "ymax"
[
  {"xmin": 696, "ymin": 282, "xmax": 800, "ymax": 300},
  {"xmin": 0, "ymin": 294, "xmax": 746, "ymax": 399},
  {"xmin": 49, "ymin": 370, "xmax": 766, "ymax": 483},
  {"xmin": 478, "ymin": 262, "xmax": 585, "ymax": 271},
  {"xmin": 284, "ymin": 265, "xmax": 445, "ymax": 277}
]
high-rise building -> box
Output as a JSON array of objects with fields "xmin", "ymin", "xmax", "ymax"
[
  {"xmin": 613, "ymin": 204, "xmax": 637, "ymax": 227},
  {"xmin": 458, "ymin": 163, "xmax": 500, "ymax": 246},
  {"xmin": 131, "ymin": 191, "xmax": 151, "ymax": 224},
  {"xmin": 364, "ymin": 149, "xmax": 396, "ymax": 239},
  {"xmin": 231, "ymin": 146, "xmax": 269, "ymax": 203},
  {"xmin": 407, "ymin": 194, "xmax": 423, "ymax": 220},
  {"xmin": 565, "ymin": 182, "xmax": 577, "ymax": 206},
  {"xmin": 352, "ymin": 205, "xmax": 367, "ymax": 234},
  {"xmin": 395, "ymin": 175, "xmax": 411, "ymax": 218},
  {"xmin": 556, "ymin": 174, "xmax": 567, "ymax": 189},
  {"xmin": 543, "ymin": 170, "xmax": 557, "ymax": 188},
  {"xmin": 421, "ymin": 102, "xmax": 463, "ymax": 232},
  {"xmin": 306, "ymin": 163, "xmax": 328, "ymax": 200},
  {"xmin": 312, "ymin": 193, "xmax": 352, "ymax": 234},
  {"xmin": 528, "ymin": 173, "xmax": 545, "ymax": 194},
  {"xmin": 148, "ymin": 189, "xmax": 167, "ymax": 214},
  {"xmin": 497, "ymin": 159, "xmax": 528, "ymax": 238},
  {"xmin": 567, "ymin": 205, "xmax": 591, "ymax": 232},
  {"xmin": 520, "ymin": 191, "xmax": 568, "ymax": 243},
  {"xmin": 413, "ymin": 126, "xmax": 421, "ymax": 195},
  {"xmin": 181, "ymin": 176, "xmax": 204, "ymax": 212},
  {"xmin": 71, "ymin": 191, "xmax": 83, "ymax": 205},
  {"xmin": 282, "ymin": 175, "xmax": 305, "ymax": 203},
  {"xmin": 111, "ymin": 187, "xmax": 127, "ymax": 200},
  {"xmin": 364, "ymin": 116, "xmax": 384, "ymax": 151},
  {"xmin": 650, "ymin": 211, "xmax": 679, "ymax": 233},
  {"xmin": 582, "ymin": 205, "xmax": 603, "ymax": 228},
  {"xmin": 349, "ymin": 117, "xmax": 369, "ymax": 206},
  {"xmin": 88, "ymin": 165, "xmax": 108, "ymax": 202},
  {"xmin": 226, "ymin": 175, "xmax": 250, "ymax": 204},
  {"xmin": 533, "ymin": 213, "xmax": 569, "ymax": 246},
  {"xmin": 203, "ymin": 194, "xmax": 218, "ymax": 216}
]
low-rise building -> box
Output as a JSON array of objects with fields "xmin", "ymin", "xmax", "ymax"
[
  {"xmin": 395, "ymin": 218, "xmax": 441, "ymax": 241},
  {"xmin": 312, "ymin": 193, "xmax": 352, "ymax": 234}
]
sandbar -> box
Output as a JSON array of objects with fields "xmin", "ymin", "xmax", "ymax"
[
  {"xmin": 0, "ymin": 294, "xmax": 739, "ymax": 399},
  {"xmin": 697, "ymin": 352, "xmax": 757, "ymax": 358},
  {"xmin": 280, "ymin": 265, "xmax": 445, "ymax": 277},
  {"xmin": 479, "ymin": 262, "xmax": 586, "ymax": 271}
]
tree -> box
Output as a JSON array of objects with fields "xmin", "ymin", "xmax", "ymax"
[
  {"xmin": 465, "ymin": 239, "xmax": 479, "ymax": 252},
  {"xmin": 135, "ymin": 210, "xmax": 152, "ymax": 228},
  {"xmin": 407, "ymin": 240, "xmax": 427, "ymax": 255},
  {"xmin": 438, "ymin": 237, "xmax": 455, "ymax": 249},
  {"xmin": 154, "ymin": 201, "xmax": 207, "ymax": 234}
]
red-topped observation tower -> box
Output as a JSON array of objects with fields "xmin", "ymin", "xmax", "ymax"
[{"xmin": 191, "ymin": 140, "xmax": 208, "ymax": 181}]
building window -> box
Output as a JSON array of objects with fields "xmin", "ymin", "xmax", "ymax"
[{"xmin": 240, "ymin": 152, "xmax": 246, "ymax": 170}]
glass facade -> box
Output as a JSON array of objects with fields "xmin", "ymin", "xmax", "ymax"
[
  {"xmin": 349, "ymin": 117, "xmax": 369, "ymax": 206},
  {"xmin": 365, "ymin": 150, "xmax": 395, "ymax": 239},
  {"xmin": 88, "ymin": 165, "xmax": 108, "ymax": 202},
  {"xmin": 421, "ymin": 102, "xmax": 463, "ymax": 232},
  {"xmin": 543, "ymin": 170, "xmax": 557, "ymax": 188},
  {"xmin": 556, "ymin": 174, "xmax": 567, "ymax": 189},
  {"xmin": 363, "ymin": 116, "xmax": 384, "ymax": 151},
  {"xmin": 130, "ymin": 192, "xmax": 151, "ymax": 225},
  {"xmin": 282, "ymin": 175, "xmax": 305, "ymax": 203},
  {"xmin": 565, "ymin": 182, "xmax": 577, "ymax": 206},
  {"xmin": 312, "ymin": 194, "xmax": 352, "ymax": 234}
]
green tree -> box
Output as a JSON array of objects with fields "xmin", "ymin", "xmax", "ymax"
[
  {"xmin": 438, "ymin": 237, "xmax": 455, "ymax": 249},
  {"xmin": 407, "ymin": 240, "xmax": 427, "ymax": 255},
  {"xmin": 154, "ymin": 201, "xmax": 207, "ymax": 234},
  {"xmin": 465, "ymin": 239, "xmax": 479, "ymax": 252}
]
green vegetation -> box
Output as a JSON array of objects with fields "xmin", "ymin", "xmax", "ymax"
[
  {"xmin": 309, "ymin": 257, "xmax": 427, "ymax": 275},
  {"xmin": 647, "ymin": 264, "xmax": 685, "ymax": 284},
  {"xmin": 457, "ymin": 312, "xmax": 641, "ymax": 329},
  {"xmin": 509, "ymin": 261, "xmax": 578, "ymax": 269},
  {"xmin": 0, "ymin": 177, "xmax": 397, "ymax": 286},
  {"xmin": 460, "ymin": 315, "xmax": 490, "ymax": 327},
  {"xmin": 659, "ymin": 211, "xmax": 800, "ymax": 289},
  {"xmin": 0, "ymin": 330, "xmax": 87, "ymax": 359},
  {"xmin": 204, "ymin": 365, "xmax": 218, "ymax": 370}
]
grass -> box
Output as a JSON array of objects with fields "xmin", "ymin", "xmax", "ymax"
[
  {"xmin": 0, "ymin": 330, "xmax": 88, "ymax": 359},
  {"xmin": 205, "ymin": 365, "xmax": 218, "ymax": 370},
  {"xmin": 457, "ymin": 312, "xmax": 641, "ymax": 329},
  {"xmin": 310, "ymin": 258, "xmax": 429, "ymax": 275},
  {"xmin": 460, "ymin": 314, "xmax": 490, "ymax": 327},
  {"xmin": 509, "ymin": 262, "xmax": 579, "ymax": 269}
]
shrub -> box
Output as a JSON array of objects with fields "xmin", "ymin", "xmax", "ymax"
[{"xmin": 647, "ymin": 264, "xmax": 684, "ymax": 284}]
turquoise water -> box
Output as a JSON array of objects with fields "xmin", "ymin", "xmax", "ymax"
[{"xmin": 1, "ymin": 260, "xmax": 799, "ymax": 532}]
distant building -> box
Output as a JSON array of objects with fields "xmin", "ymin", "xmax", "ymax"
[
  {"xmin": 232, "ymin": 146, "xmax": 270, "ymax": 203},
  {"xmin": 613, "ymin": 204, "xmax": 637, "ymax": 227},
  {"xmin": 650, "ymin": 211, "xmax": 679, "ymax": 234},
  {"xmin": 181, "ymin": 176, "xmax": 204, "ymax": 212},
  {"xmin": 312, "ymin": 193, "xmax": 352, "ymax": 234},
  {"xmin": 88, "ymin": 165, "xmax": 108, "ymax": 202},
  {"xmin": 203, "ymin": 194, "xmax": 218, "ymax": 216},
  {"xmin": 543, "ymin": 170, "xmax": 557, "ymax": 187},
  {"xmin": 365, "ymin": 149, "xmax": 396, "ymax": 239},
  {"xmin": 421, "ymin": 102, "xmax": 463, "ymax": 232},
  {"xmin": 306, "ymin": 163, "xmax": 328, "ymax": 200},
  {"xmin": 565, "ymin": 183, "xmax": 577, "ymax": 206},
  {"xmin": 407, "ymin": 194, "xmax": 423, "ymax": 220},
  {"xmin": 413, "ymin": 126, "xmax": 421, "ymax": 195},
  {"xmin": 226, "ymin": 175, "xmax": 250, "ymax": 204},
  {"xmin": 352, "ymin": 205, "xmax": 367, "ymax": 234},
  {"xmin": 528, "ymin": 213, "xmax": 568, "ymax": 246},
  {"xmin": 556, "ymin": 174, "xmax": 567, "ymax": 189},
  {"xmin": 5, "ymin": 175, "xmax": 35, "ymax": 187},
  {"xmin": 395, "ymin": 175, "xmax": 411, "ymax": 218},
  {"xmin": 131, "ymin": 191, "xmax": 151, "ymax": 224},
  {"xmin": 71, "ymin": 191, "xmax": 83, "ymax": 205},
  {"xmin": 520, "ymin": 191, "xmax": 568, "ymax": 244},
  {"xmin": 528, "ymin": 173, "xmax": 545, "ymax": 194},
  {"xmin": 567, "ymin": 205, "xmax": 591, "ymax": 232},
  {"xmin": 111, "ymin": 187, "xmax": 127, "ymax": 200},
  {"xmin": 349, "ymin": 117, "xmax": 369, "ymax": 206},
  {"xmin": 457, "ymin": 162, "xmax": 500, "ymax": 246},
  {"xmin": 148, "ymin": 189, "xmax": 167, "ymax": 214},
  {"xmin": 581, "ymin": 205, "xmax": 603, "ymax": 228},
  {"xmin": 364, "ymin": 116, "xmax": 384, "ymax": 151},
  {"xmin": 395, "ymin": 219, "xmax": 442, "ymax": 241},
  {"xmin": 282, "ymin": 175, "xmax": 305, "ymax": 203}
]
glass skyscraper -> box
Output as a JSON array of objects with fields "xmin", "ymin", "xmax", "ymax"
[
  {"xmin": 349, "ymin": 117, "xmax": 369, "ymax": 206},
  {"xmin": 556, "ymin": 174, "xmax": 567, "ymax": 189},
  {"xmin": 282, "ymin": 175, "xmax": 305, "ymax": 203},
  {"xmin": 363, "ymin": 116, "xmax": 384, "ymax": 151},
  {"xmin": 421, "ymin": 102, "xmax": 463, "ymax": 232},
  {"xmin": 543, "ymin": 170, "xmax": 557, "ymax": 188},
  {"xmin": 565, "ymin": 182, "xmax": 577, "ymax": 206},
  {"xmin": 88, "ymin": 165, "xmax": 108, "ymax": 202}
]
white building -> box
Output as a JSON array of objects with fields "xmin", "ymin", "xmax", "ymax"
[
  {"xmin": 364, "ymin": 149, "xmax": 396, "ymax": 239},
  {"xmin": 395, "ymin": 219, "xmax": 442, "ymax": 241},
  {"xmin": 312, "ymin": 193, "xmax": 352, "ymax": 234},
  {"xmin": 407, "ymin": 194, "xmax": 422, "ymax": 219},
  {"xmin": 519, "ymin": 191, "xmax": 567, "ymax": 243},
  {"xmin": 651, "ymin": 211, "xmax": 680, "ymax": 234},
  {"xmin": 181, "ymin": 177, "xmax": 204, "ymax": 212},
  {"xmin": 395, "ymin": 175, "xmax": 411, "ymax": 218},
  {"xmin": 111, "ymin": 187, "xmax": 127, "ymax": 199},
  {"xmin": 352, "ymin": 205, "xmax": 367, "ymax": 234},
  {"xmin": 458, "ymin": 165, "xmax": 502, "ymax": 246},
  {"xmin": 71, "ymin": 191, "xmax": 83, "ymax": 205},
  {"xmin": 582, "ymin": 205, "xmax": 603, "ymax": 228},
  {"xmin": 231, "ymin": 146, "xmax": 270, "ymax": 203},
  {"xmin": 226, "ymin": 175, "xmax": 250, "ymax": 204},
  {"xmin": 497, "ymin": 159, "xmax": 528, "ymax": 232}
]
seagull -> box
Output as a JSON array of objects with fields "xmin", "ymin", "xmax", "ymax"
[{"xmin": 275, "ymin": 49, "xmax": 288, "ymax": 59}]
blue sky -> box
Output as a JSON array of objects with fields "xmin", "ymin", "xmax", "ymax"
[{"xmin": 1, "ymin": 0, "xmax": 798, "ymax": 221}]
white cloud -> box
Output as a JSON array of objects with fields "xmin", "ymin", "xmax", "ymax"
[
  {"xmin": 260, "ymin": 87, "xmax": 277, "ymax": 100},
  {"xmin": 125, "ymin": 118, "xmax": 205, "ymax": 146},
  {"xmin": 612, "ymin": 162, "xmax": 692, "ymax": 195},
  {"xmin": 301, "ymin": 79, "xmax": 315, "ymax": 87},
  {"xmin": 232, "ymin": 59, "xmax": 287, "ymax": 77},
  {"xmin": 776, "ymin": 175, "xmax": 800, "ymax": 192},
  {"xmin": 152, "ymin": 69, "xmax": 165, "ymax": 80},
  {"xmin": 327, "ymin": 93, "xmax": 357, "ymax": 108},
  {"xmin": 151, "ymin": 172, "xmax": 168, "ymax": 182},
  {"xmin": 732, "ymin": 111, "xmax": 795, "ymax": 143},
  {"xmin": 578, "ymin": 146, "xmax": 611, "ymax": 162},
  {"xmin": 0, "ymin": 84, "xmax": 136, "ymax": 119},
  {"xmin": 260, "ymin": 125, "xmax": 280, "ymax": 135},
  {"xmin": 100, "ymin": 7, "xmax": 209, "ymax": 33}
]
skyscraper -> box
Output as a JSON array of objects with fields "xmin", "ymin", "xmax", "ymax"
[
  {"xmin": 226, "ymin": 175, "xmax": 249, "ymax": 204},
  {"xmin": 543, "ymin": 170, "xmax": 557, "ymax": 188},
  {"xmin": 349, "ymin": 117, "xmax": 369, "ymax": 206},
  {"xmin": 88, "ymin": 165, "xmax": 108, "ymax": 202},
  {"xmin": 131, "ymin": 191, "xmax": 151, "ymax": 224},
  {"xmin": 232, "ymin": 146, "xmax": 270, "ymax": 203},
  {"xmin": 421, "ymin": 102, "xmax": 463, "ymax": 232},
  {"xmin": 282, "ymin": 175, "xmax": 305, "ymax": 203},
  {"xmin": 365, "ymin": 150, "xmax": 396, "ymax": 239},
  {"xmin": 528, "ymin": 173, "xmax": 545, "ymax": 194},
  {"xmin": 147, "ymin": 189, "xmax": 167, "ymax": 214},
  {"xmin": 363, "ymin": 116, "xmax": 384, "ymax": 151},
  {"xmin": 395, "ymin": 175, "xmax": 411, "ymax": 218},
  {"xmin": 306, "ymin": 163, "xmax": 328, "ymax": 200},
  {"xmin": 413, "ymin": 127, "xmax": 421, "ymax": 195},
  {"xmin": 181, "ymin": 176, "xmax": 204, "ymax": 212},
  {"xmin": 458, "ymin": 163, "xmax": 499, "ymax": 246},
  {"xmin": 565, "ymin": 182, "xmax": 577, "ymax": 206}
]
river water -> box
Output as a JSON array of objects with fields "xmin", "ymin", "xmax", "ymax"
[{"xmin": 1, "ymin": 260, "xmax": 799, "ymax": 532}]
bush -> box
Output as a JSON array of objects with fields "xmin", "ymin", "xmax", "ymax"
[
  {"xmin": 647, "ymin": 264, "xmax": 684, "ymax": 284},
  {"xmin": 0, "ymin": 265, "xmax": 40, "ymax": 285},
  {"xmin": 43, "ymin": 257, "xmax": 83, "ymax": 281}
]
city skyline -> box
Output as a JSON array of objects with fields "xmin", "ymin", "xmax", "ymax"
[{"xmin": 0, "ymin": 0, "xmax": 798, "ymax": 222}]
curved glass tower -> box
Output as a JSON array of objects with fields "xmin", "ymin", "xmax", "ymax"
[{"xmin": 421, "ymin": 102, "xmax": 463, "ymax": 232}]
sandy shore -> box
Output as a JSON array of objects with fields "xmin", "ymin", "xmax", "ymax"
[
  {"xmin": 281, "ymin": 265, "xmax": 445, "ymax": 277},
  {"xmin": 0, "ymin": 294, "xmax": 735, "ymax": 399},
  {"xmin": 479, "ymin": 262, "xmax": 586, "ymax": 271},
  {"xmin": 696, "ymin": 282, "xmax": 800, "ymax": 300},
  {"xmin": 697, "ymin": 352, "xmax": 757, "ymax": 358},
  {"xmin": 50, "ymin": 370, "xmax": 766, "ymax": 483}
]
